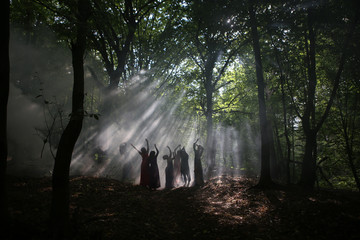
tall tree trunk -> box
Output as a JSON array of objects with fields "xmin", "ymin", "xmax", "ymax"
[
  {"xmin": 0, "ymin": 0, "xmax": 10, "ymax": 230},
  {"xmin": 339, "ymin": 93, "xmax": 360, "ymax": 191},
  {"xmin": 299, "ymin": 7, "xmax": 359, "ymax": 190},
  {"xmin": 299, "ymin": 9, "xmax": 317, "ymax": 190},
  {"xmin": 300, "ymin": 127, "xmax": 317, "ymax": 189},
  {"xmin": 281, "ymin": 74, "xmax": 292, "ymax": 185},
  {"xmin": 107, "ymin": 0, "xmax": 136, "ymax": 92},
  {"xmin": 272, "ymin": 116, "xmax": 285, "ymax": 180},
  {"xmin": 268, "ymin": 108, "xmax": 280, "ymax": 180},
  {"xmin": 205, "ymin": 92, "xmax": 215, "ymax": 178},
  {"xmin": 343, "ymin": 120, "xmax": 360, "ymax": 191},
  {"xmin": 50, "ymin": 1, "xmax": 88, "ymax": 238},
  {"xmin": 249, "ymin": 1, "xmax": 272, "ymax": 187},
  {"xmin": 271, "ymin": 34, "xmax": 292, "ymax": 184},
  {"xmin": 204, "ymin": 50, "xmax": 217, "ymax": 179}
]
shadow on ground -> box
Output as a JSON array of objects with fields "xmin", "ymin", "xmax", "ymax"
[{"xmin": 5, "ymin": 175, "xmax": 360, "ymax": 239}]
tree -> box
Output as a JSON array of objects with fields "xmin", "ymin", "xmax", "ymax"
[
  {"xmin": 258, "ymin": 0, "xmax": 360, "ymax": 189},
  {"xmin": 89, "ymin": 0, "xmax": 162, "ymax": 92},
  {"xmin": 0, "ymin": 0, "xmax": 10, "ymax": 231},
  {"xmin": 8, "ymin": 0, "xmax": 360, "ymax": 194},
  {"xmin": 182, "ymin": 0, "xmax": 247, "ymax": 177},
  {"xmin": 338, "ymin": 90, "xmax": 360, "ymax": 191},
  {"xmin": 334, "ymin": 42, "xmax": 360, "ymax": 190},
  {"xmin": 248, "ymin": 0, "xmax": 273, "ymax": 187},
  {"xmin": 299, "ymin": 4, "xmax": 359, "ymax": 190},
  {"xmin": 270, "ymin": 36, "xmax": 292, "ymax": 184},
  {"xmin": 50, "ymin": 0, "xmax": 90, "ymax": 238}
]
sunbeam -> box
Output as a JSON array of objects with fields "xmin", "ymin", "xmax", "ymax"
[{"xmin": 68, "ymin": 77, "xmax": 201, "ymax": 188}]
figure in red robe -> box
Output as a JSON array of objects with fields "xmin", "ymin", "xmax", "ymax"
[
  {"xmin": 148, "ymin": 144, "xmax": 160, "ymax": 190},
  {"xmin": 131, "ymin": 139, "xmax": 150, "ymax": 187},
  {"xmin": 173, "ymin": 144, "xmax": 182, "ymax": 187},
  {"xmin": 163, "ymin": 146, "xmax": 174, "ymax": 189}
]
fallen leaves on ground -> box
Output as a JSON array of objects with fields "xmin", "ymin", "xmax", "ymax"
[{"xmin": 5, "ymin": 175, "xmax": 360, "ymax": 240}]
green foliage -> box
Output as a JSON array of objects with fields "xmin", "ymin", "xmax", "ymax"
[{"xmin": 9, "ymin": 0, "xmax": 360, "ymax": 190}]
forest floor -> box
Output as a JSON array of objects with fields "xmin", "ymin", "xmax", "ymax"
[{"xmin": 4, "ymin": 175, "xmax": 360, "ymax": 240}]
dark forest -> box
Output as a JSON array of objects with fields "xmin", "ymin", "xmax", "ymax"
[{"xmin": 1, "ymin": 0, "xmax": 360, "ymax": 239}]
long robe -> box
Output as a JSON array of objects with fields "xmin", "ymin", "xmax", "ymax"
[
  {"xmin": 165, "ymin": 159, "xmax": 174, "ymax": 189},
  {"xmin": 148, "ymin": 155, "xmax": 160, "ymax": 189},
  {"xmin": 140, "ymin": 153, "xmax": 150, "ymax": 187},
  {"xmin": 173, "ymin": 152, "xmax": 181, "ymax": 187}
]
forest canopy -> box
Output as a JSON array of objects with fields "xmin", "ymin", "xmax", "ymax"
[{"xmin": 6, "ymin": 0, "xmax": 360, "ymax": 192}]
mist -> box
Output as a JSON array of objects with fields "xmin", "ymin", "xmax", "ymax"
[
  {"xmin": 7, "ymin": 31, "xmax": 260, "ymax": 188},
  {"xmin": 7, "ymin": 31, "xmax": 73, "ymax": 177}
]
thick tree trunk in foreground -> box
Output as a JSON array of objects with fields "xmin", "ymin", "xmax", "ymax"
[
  {"xmin": 0, "ymin": 0, "xmax": 10, "ymax": 230},
  {"xmin": 50, "ymin": 1, "xmax": 88, "ymax": 238},
  {"xmin": 249, "ymin": 1, "xmax": 273, "ymax": 187}
]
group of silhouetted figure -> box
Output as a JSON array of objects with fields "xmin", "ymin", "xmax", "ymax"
[{"xmin": 130, "ymin": 139, "xmax": 203, "ymax": 189}]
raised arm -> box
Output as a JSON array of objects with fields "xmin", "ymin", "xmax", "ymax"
[
  {"xmin": 145, "ymin": 139, "xmax": 149, "ymax": 153},
  {"xmin": 193, "ymin": 138, "xmax": 199, "ymax": 152},
  {"xmin": 131, "ymin": 143, "xmax": 141, "ymax": 155},
  {"xmin": 173, "ymin": 144, "xmax": 181, "ymax": 158},
  {"xmin": 167, "ymin": 146, "xmax": 172, "ymax": 159}
]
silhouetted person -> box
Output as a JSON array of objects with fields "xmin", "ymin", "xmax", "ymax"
[
  {"xmin": 180, "ymin": 147, "xmax": 191, "ymax": 187},
  {"xmin": 148, "ymin": 144, "xmax": 160, "ymax": 190},
  {"xmin": 173, "ymin": 144, "xmax": 181, "ymax": 187},
  {"xmin": 194, "ymin": 139, "xmax": 204, "ymax": 186},
  {"xmin": 131, "ymin": 139, "xmax": 150, "ymax": 187},
  {"xmin": 163, "ymin": 146, "xmax": 174, "ymax": 189}
]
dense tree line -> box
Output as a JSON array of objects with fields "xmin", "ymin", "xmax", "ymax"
[{"xmin": 1, "ymin": 0, "xmax": 360, "ymax": 238}]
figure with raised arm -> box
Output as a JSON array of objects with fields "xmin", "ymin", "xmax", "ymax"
[
  {"xmin": 173, "ymin": 144, "xmax": 181, "ymax": 187},
  {"xmin": 163, "ymin": 146, "xmax": 174, "ymax": 189},
  {"xmin": 193, "ymin": 139, "xmax": 204, "ymax": 186},
  {"xmin": 131, "ymin": 139, "xmax": 150, "ymax": 187},
  {"xmin": 148, "ymin": 144, "xmax": 160, "ymax": 190},
  {"xmin": 180, "ymin": 147, "xmax": 191, "ymax": 187}
]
